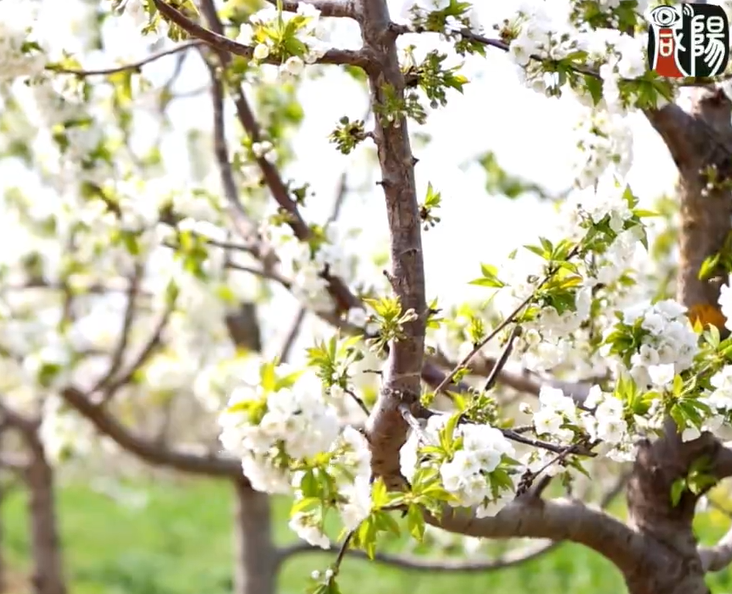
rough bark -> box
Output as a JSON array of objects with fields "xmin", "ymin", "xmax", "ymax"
[
  {"xmin": 627, "ymin": 87, "xmax": 732, "ymax": 594},
  {"xmin": 645, "ymin": 88, "xmax": 732, "ymax": 313},
  {"xmin": 232, "ymin": 479, "xmax": 277, "ymax": 594},
  {"xmin": 356, "ymin": 0, "xmax": 427, "ymax": 489},
  {"xmin": 25, "ymin": 440, "xmax": 66, "ymax": 594}
]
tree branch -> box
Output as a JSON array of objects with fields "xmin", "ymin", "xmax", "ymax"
[
  {"xmin": 102, "ymin": 303, "xmax": 173, "ymax": 399},
  {"xmin": 60, "ymin": 387, "xmax": 242, "ymax": 478},
  {"xmin": 699, "ymin": 525, "xmax": 732, "ymax": 572},
  {"xmin": 48, "ymin": 41, "xmax": 204, "ymax": 76},
  {"xmin": 151, "ymin": 0, "xmax": 368, "ymax": 67},
  {"xmin": 198, "ymin": 0, "xmax": 360, "ymax": 315},
  {"xmin": 207, "ymin": 53, "xmax": 274, "ymax": 265},
  {"xmin": 94, "ymin": 264, "xmax": 143, "ymax": 396},
  {"xmin": 356, "ymin": 0, "xmax": 426, "ymax": 488},
  {"xmin": 0, "ymin": 402, "xmax": 39, "ymax": 438},
  {"xmin": 265, "ymin": 0, "xmax": 356, "ymax": 19},
  {"xmin": 428, "ymin": 496, "xmax": 648, "ymax": 580},
  {"xmin": 710, "ymin": 442, "xmax": 732, "ymax": 480},
  {"xmin": 276, "ymin": 538, "xmax": 558, "ymax": 572}
]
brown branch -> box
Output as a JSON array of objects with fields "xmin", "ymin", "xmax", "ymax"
[
  {"xmin": 279, "ymin": 307, "xmax": 306, "ymax": 363},
  {"xmin": 357, "ymin": 0, "xmax": 426, "ymax": 489},
  {"xmin": 700, "ymin": 526, "xmax": 732, "ymax": 572},
  {"xmin": 429, "ymin": 496, "xmax": 647, "ymax": 581},
  {"xmin": 265, "ymin": 0, "xmax": 356, "ymax": 18},
  {"xmin": 222, "ymin": 303, "xmax": 261, "ymax": 354},
  {"xmin": 103, "ymin": 304, "xmax": 173, "ymax": 398},
  {"xmin": 276, "ymin": 538, "xmax": 558, "ymax": 572},
  {"xmin": 483, "ymin": 324, "xmax": 520, "ymax": 392},
  {"xmin": 276, "ymin": 469, "xmax": 627, "ymax": 571},
  {"xmin": 48, "ymin": 41, "xmax": 204, "ymax": 76},
  {"xmin": 59, "ymin": 387, "xmax": 241, "ymax": 478},
  {"xmin": 151, "ymin": 0, "xmax": 369, "ymax": 67},
  {"xmin": 656, "ymin": 89, "xmax": 732, "ymax": 314},
  {"xmin": 94, "ymin": 264, "xmax": 143, "ymax": 397},
  {"xmin": 206, "ymin": 52, "xmax": 274, "ymax": 264},
  {"xmin": 711, "ymin": 443, "xmax": 732, "ymax": 480},
  {"xmin": 198, "ymin": 0, "xmax": 360, "ymax": 315},
  {"xmin": 469, "ymin": 353, "xmax": 593, "ymax": 405},
  {"xmin": 0, "ymin": 402, "xmax": 39, "ymax": 438},
  {"xmin": 616, "ymin": 91, "xmax": 732, "ymax": 591}
]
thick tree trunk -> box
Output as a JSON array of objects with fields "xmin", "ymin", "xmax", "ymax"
[
  {"xmin": 628, "ymin": 87, "xmax": 732, "ymax": 594},
  {"xmin": 26, "ymin": 447, "xmax": 66, "ymax": 594},
  {"xmin": 675, "ymin": 89, "xmax": 732, "ymax": 313},
  {"xmin": 232, "ymin": 478, "xmax": 277, "ymax": 594}
]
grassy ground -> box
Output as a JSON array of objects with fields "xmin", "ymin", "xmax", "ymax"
[{"xmin": 3, "ymin": 477, "xmax": 732, "ymax": 594}]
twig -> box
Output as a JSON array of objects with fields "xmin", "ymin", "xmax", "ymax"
[
  {"xmin": 521, "ymin": 440, "xmax": 595, "ymax": 496},
  {"xmin": 398, "ymin": 403, "xmax": 437, "ymax": 446},
  {"xmin": 198, "ymin": 0, "xmax": 359, "ymax": 314},
  {"xmin": 502, "ymin": 429, "xmax": 594, "ymax": 457},
  {"xmin": 345, "ymin": 388, "xmax": 371, "ymax": 416},
  {"xmin": 225, "ymin": 262, "xmax": 293, "ymax": 288},
  {"xmin": 331, "ymin": 529, "xmax": 355, "ymax": 582},
  {"xmin": 102, "ymin": 304, "xmax": 174, "ymax": 399},
  {"xmin": 0, "ymin": 402, "xmax": 39, "ymax": 437},
  {"xmin": 483, "ymin": 324, "xmax": 521, "ymax": 392},
  {"xmin": 277, "ymin": 537, "xmax": 558, "ymax": 572},
  {"xmin": 95, "ymin": 264, "xmax": 143, "ymax": 397},
  {"xmin": 326, "ymin": 103, "xmax": 373, "ymax": 226},
  {"xmin": 391, "ymin": 22, "xmax": 732, "ymax": 91},
  {"xmin": 48, "ymin": 41, "xmax": 204, "ymax": 76},
  {"xmin": 434, "ymin": 245, "xmax": 579, "ymax": 395},
  {"xmin": 279, "ymin": 307, "xmax": 307, "ymax": 363},
  {"xmin": 207, "ymin": 57, "xmax": 273, "ymax": 261}
]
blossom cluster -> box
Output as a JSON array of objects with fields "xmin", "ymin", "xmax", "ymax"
[
  {"xmin": 570, "ymin": 109, "xmax": 634, "ymax": 189},
  {"xmin": 219, "ymin": 366, "xmax": 340, "ymax": 492},
  {"xmin": 218, "ymin": 362, "xmax": 373, "ymax": 546},
  {"xmin": 400, "ymin": 415, "xmax": 520, "ymax": 518},
  {"xmin": 290, "ymin": 425, "xmax": 372, "ymax": 548},
  {"xmin": 0, "ymin": 1, "xmax": 46, "ymax": 82},
  {"xmin": 504, "ymin": 1, "xmax": 648, "ymax": 103},
  {"xmin": 530, "ymin": 385, "xmax": 634, "ymax": 462},
  {"xmin": 263, "ymin": 221, "xmax": 357, "ymax": 312},
  {"xmin": 691, "ymin": 367, "xmax": 732, "ymax": 441},
  {"xmin": 402, "ymin": 0, "xmax": 483, "ymax": 38},
  {"xmin": 606, "ymin": 299, "xmax": 699, "ymax": 388},
  {"xmin": 237, "ymin": 4, "xmax": 328, "ymax": 79}
]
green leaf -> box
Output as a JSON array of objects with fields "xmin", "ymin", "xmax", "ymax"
[
  {"xmin": 583, "ymin": 74, "xmax": 603, "ymax": 105},
  {"xmin": 291, "ymin": 497, "xmax": 321, "ymax": 516},
  {"xmin": 672, "ymin": 374, "xmax": 684, "ymax": 397},
  {"xmin": 699, "ymin": 254, "xmax": 721, "ymax": 280},
  {"xmin": 670, "ymin": 478, "xmax": 686, "ymax": 507},
  {"xmin": 632, "ymin": 209, "xmax": 660, "ymax": 218},
  {"xmin": 370, "ymin": 477, "xmax": 388, "ymax": 508},
  {"xmin": 406, "ymin": 504, "xmax": 425, "ymax": 542},
  {"xmin": 374, "ymin": 510, "xmax": 401, "ymax": 536},
  {"xmin": 440, "ymin": 411, "xmax": 462, "ymax": 454},
  {"xmin": 260, "ymin": 361, "xmax": 277, "ymax": 392}
]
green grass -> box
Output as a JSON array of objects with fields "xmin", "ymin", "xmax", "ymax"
[{"xmin": 3, "ymin": 477, "xmax": 732, "ymax": 594}]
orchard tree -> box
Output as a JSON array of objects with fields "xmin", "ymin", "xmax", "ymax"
[
  {"xmin": 0, "ymin": 1, "xmax": 619, "ymax": 594},
  {"xmin": 4, "ymin": 0, "xmax": 732, "ymax": 594}
]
